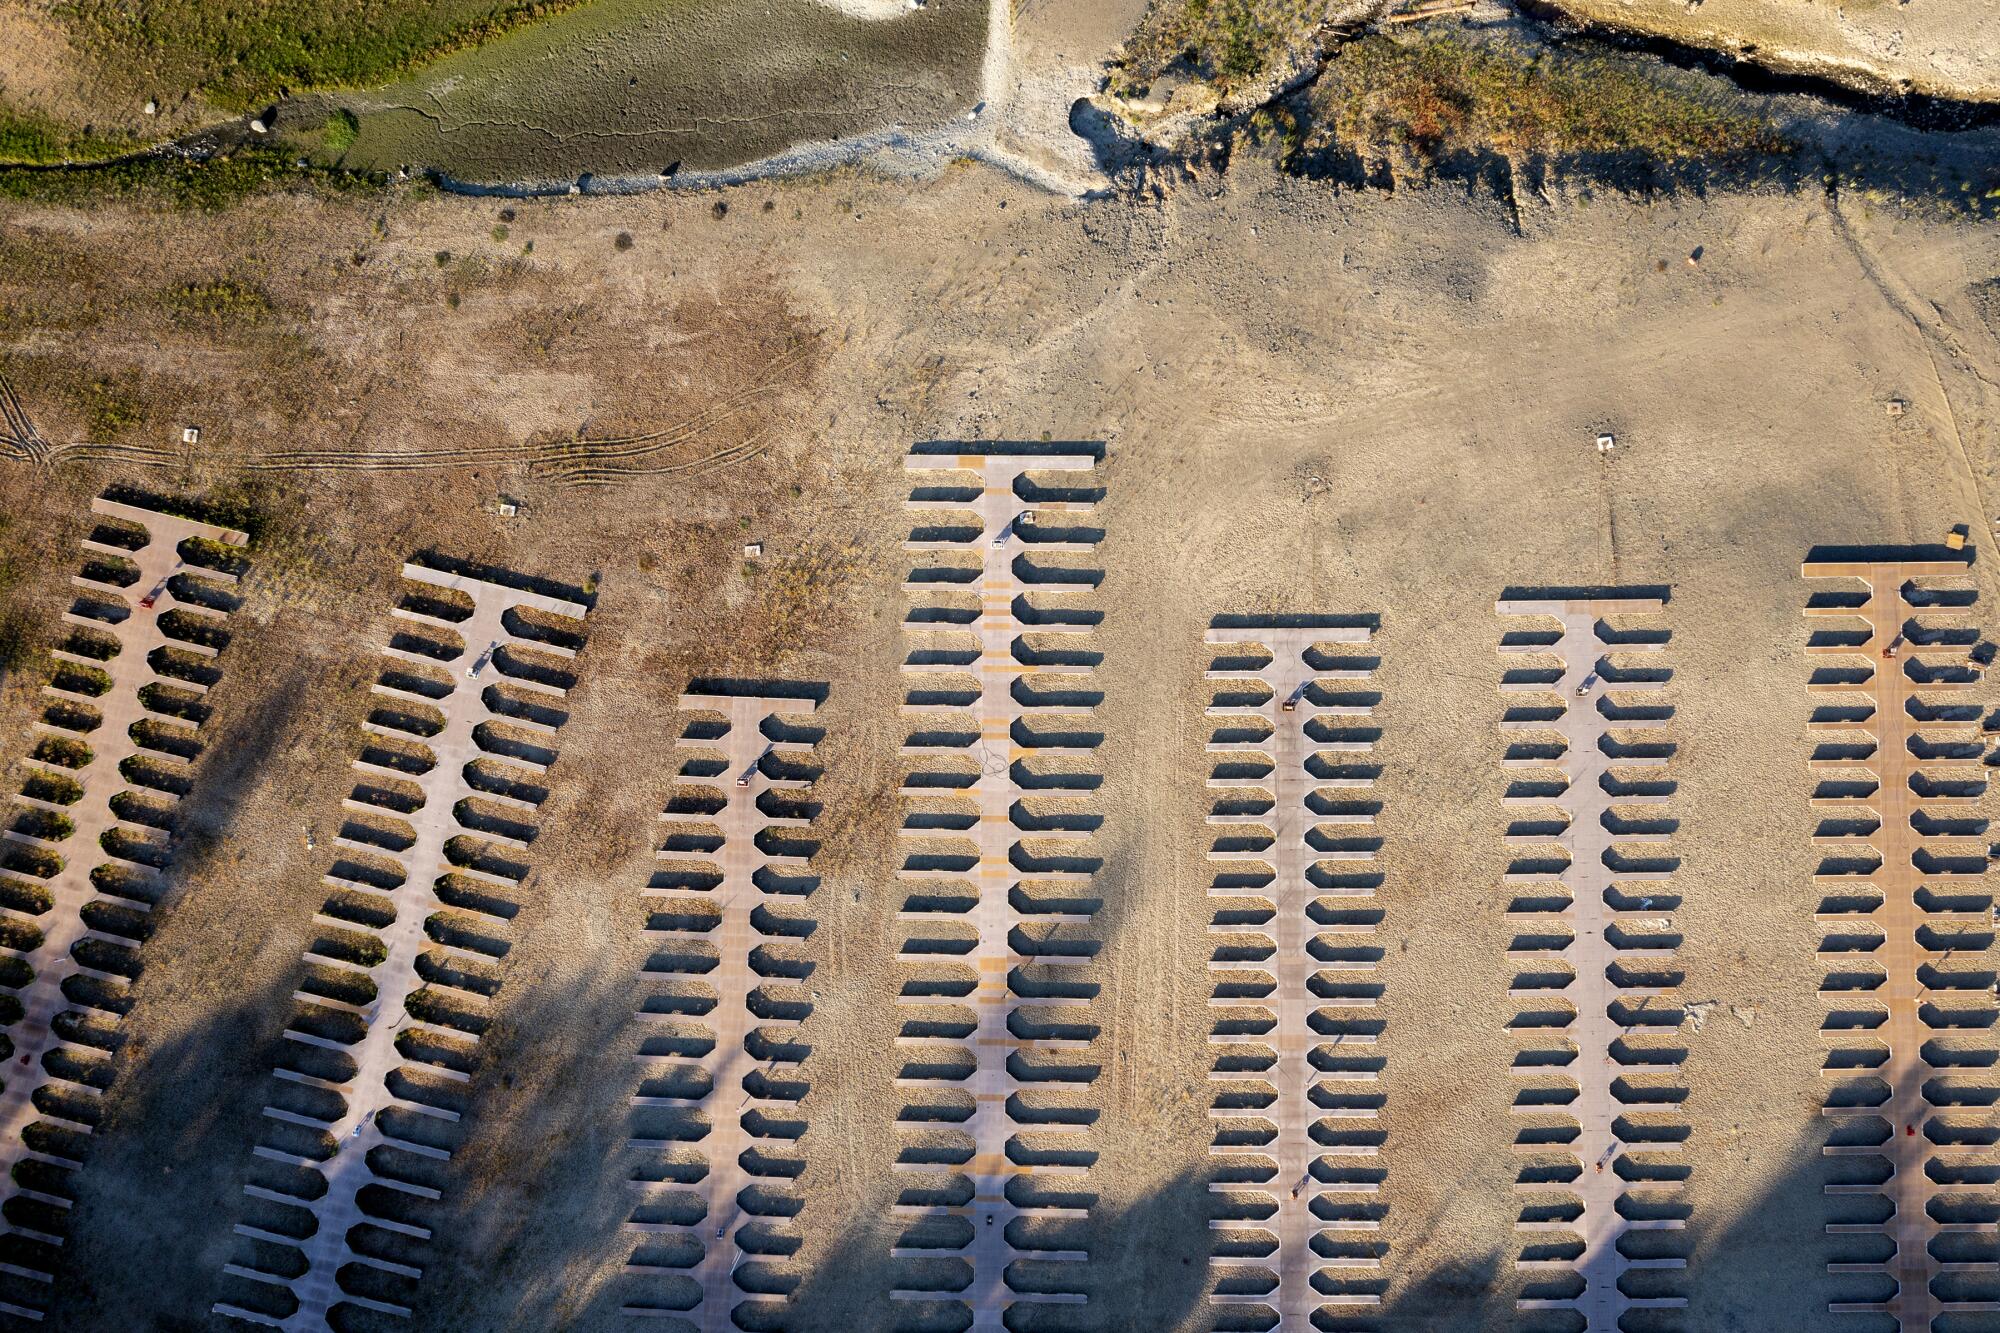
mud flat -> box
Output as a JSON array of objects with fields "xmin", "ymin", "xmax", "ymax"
[{"xmin": 322, "ymin": 0, "xmax": 988, "ymax": 184}]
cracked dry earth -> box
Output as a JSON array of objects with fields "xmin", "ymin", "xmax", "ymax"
[{"xmin": 0, "ymin": 133, "xmax": 1994, "ymax": 1333}]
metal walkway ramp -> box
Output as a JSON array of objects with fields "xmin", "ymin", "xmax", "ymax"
[
  {"xmin": 1202, "ymin": 621, "xmax": 1386, "ymax": 1328},
  {"xmin": 891, "ymin": 448, "xmax": 1104, "ymax": 1327},
  {"xmin": 1805, "ymin": 555, "xmax": 2000, "ymax": 1330},
  {"xmin": 1497, "ymin": 594, "xmax": 1688, "ymax": 1330},
  {"xmin": 0, "ymin": 496, "xmax": 248, "ymax": 1322},
  {"xmin": 622, "ymin": 688, "xmax": 820, "ymax": 1327},
  {"xmin": 213, "ymin": 562, "xmax": 588, "ymax": 1331}
]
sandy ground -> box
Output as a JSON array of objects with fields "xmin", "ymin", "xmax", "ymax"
[
  {"xmin": 982, "ymin": 0, "xmax": 1153, "ymax": 189},
  {"xmin": 1545, "ymin": 0, "xmax": 2000, "ymax": 102},
  {"xmin": 0, "ymin": 137, "xmax": 1992, "ymax": 1331}
]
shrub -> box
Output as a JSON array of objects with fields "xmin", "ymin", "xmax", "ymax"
[
  {"xmin": 78, "ymin": 558, "xmax": 138, "ymax": 589},
  {"xmin": 0, "ymin": 878, "xmax": 52, "ymax": 918},
  {"xmin": 99, "ymin": 827, "xmax": 160, "ymax": 865},
  {"xmin": 90, "ymin": 862, "xmax": 155, "ymax": 902},
  {"xmin": 318, "ymin": 930, "xmax": 388, "ymax": 968},
  {"xmin": 1114, "ymin": 0, "xmax": 1303, "ymax": 97},
  {"xmin": 129, "ymin": 718, "xmax": 197, "ymax": 759},
  {"xmin": 1309, "ymin": 33, "xmax": 1792, "ymax": 165},
  {"xmin": 22, "ymin": 772, "xmax": 83, "ymax": 806},
  {"xmin": 52, "ymin": 664, "xmax": 113, "ymax": 698},
  {"xmin": 31, "ymin": 736, "xmax": 93, "ymax": 770},
  {"xmin": 87, "ymin": 519, "xmax": 148, "ymax": 552},
  {"xmin": 101, "ymin": 483, "xmax": 270, "ymax": 546},
  {"xmin": 161, "ymin": 277, "xmax": 272, "ymax": 328},
  {"xmin": 109, "ymin": 791, "xmax": 168, "ymax": 828},
  {"xmin": 62, "ymin": 629, "xmax": 119, "ymax": 662},
  {"xmin": 41, "ymin": 701, "xmax": 102, "ymax": 733},
  {"xmin": 0, "ymin": 844, "xmax": 61, "ymax": 879},
  {"xmin": 178, "ymin": 536, "xmax": 249, "ymax": 574},
  {"xmin": 12, "ymin": 809, "xmax": 74, "ymax": 842},
  {"xmin": 158, "ymin": 609, "xmax": 227, "ymax": 651},
  {"xmin": 119, "ymin": 754, "xmax": 189, "ymax": 796},
  {"xmin": 137, "ymin": 682, "xmax": 200, "ymax": 720}
]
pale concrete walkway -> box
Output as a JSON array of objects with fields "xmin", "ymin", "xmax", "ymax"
[
  {"xmin": 1202, "ymin": 624, "xmax": 1383, "ymax": 1327},
  {"xmin": 622, "ymin": 689, "xmax": 818, "ymax": 1327},
  {"xmin": 892, "ymin": 450, "xmax": 1099, "ymax": 1327},
  {"xmin": 214, "ymin": 563, "xmax": 587, "ymax": 1332},
  {"xmin": 0, "ymin": 497, "xmax": 246, "ymax": 1322},
  {"xmin": 1497, "ymin": 595, "xmax": 1686, "ymax": 1330},
  {"xmin": 1805, "ymin": 557, "xmax": 2000, "ymax": 1331}
]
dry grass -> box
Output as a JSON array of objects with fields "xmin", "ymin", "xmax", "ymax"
[
  {"xmin": 0, "ymin": 193, "xmax": 826, "ymax": 462},
  {"xmin": 159, "ymin": 278, "xmax": 274, "ymax": 329},
  {"xmin": 1115, "ymin": 0, "xmax": 1334, "ymax": 97},
  {"xmin": 1307, "ymin": 32, "xmax": 1794, "ymax": 164},
  {"xmin": 747, "ymin": 538, "xmax": 868, "ymax": 664}
]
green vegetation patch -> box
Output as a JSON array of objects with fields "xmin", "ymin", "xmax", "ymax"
[
  {"xmin": 0, "ymin": 142, "xmax": 385, "ymax": 213},
  {"xmin": 160, "ymin": 277, "xmax": 273, "ymax": 328},
  {"xmin": 12, "ymin": 809, "xmax": 75, "ymax": 843},
  {"xmin": 322, "ymin": 108, "xmax": 361, "ymax": 157},
  {"xmin": 1309, "ymin": 32, "xmax": 1793, "ymax": 163},
  {"xmin": 53, "ymin": 663, "xmax": 114, "ymax": 698},
  {"xmin": 1117, "ymin": 0, "xmax": 1327, "ymax": 97},
  {"xmin": 77, "ymin": 373, "xmax": 146, "ymax": 439},
  {"xmin": 30, "ymin": 735, "xmax": 92, "ymax": 770},
  {"xmin": 23, "ymin": 772, "xmax": 83, "ymax": 807},
  {"xmin": 61, "ymin": 0, "xmax": 587, "ymax": 112},
  {"xmin": 0, "ymin": 102, "xmax": 131, "ymax": 167}
]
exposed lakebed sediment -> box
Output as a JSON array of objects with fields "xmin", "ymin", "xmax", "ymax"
[
  {"xmin": 319, "ymin": 0, "xmax": 987, "ymax": 184},
  {"xmin": 15, "ymin": 0, "xmax": 1995, "ymax": 200}
]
